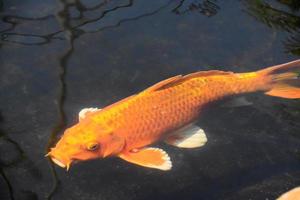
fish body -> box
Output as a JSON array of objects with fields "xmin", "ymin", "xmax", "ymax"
[
  {"xmin": 91, "ymin": 71, "xmax": 262, "ymax": 150},
  {"xmin": 48, "ymin": 60, "xmax": 300, "ymax": 171}
]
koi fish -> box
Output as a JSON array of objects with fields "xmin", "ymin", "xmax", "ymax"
[{"xmin": 47, "ymin": 60, "xmax": 300, "ymax": 171}]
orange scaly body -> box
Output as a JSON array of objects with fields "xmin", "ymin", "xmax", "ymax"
[
  {"xmin": 91, "ymin": 71, "xmax": 262, "ymax": 150},
  {"xmin": 48, "ymin": 60, "xmax": 300, "ymax": 171}
]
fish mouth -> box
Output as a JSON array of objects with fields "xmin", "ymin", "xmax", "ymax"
[
  {"xmin": 50, "ymin": 157, "xmax": 71, "ymax": 171},
  {"xmin": 51, "ymin": 157, "xmax": 66, "ymax": 168},
  {"xmin": 46, "ymin": 150, "xmax": 72, "ymax": 171}
]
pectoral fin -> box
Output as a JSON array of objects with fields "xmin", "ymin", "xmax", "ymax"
[
  {"xmin": 165, "ymin": 125, "xmax": 207, "ymax": 148},
  {"xmin": 79, "ymin": 107, "xmax": 100, "ymax": 121},
  {"xmin": 119, "ymin": 148, "xmax": 172, "ymax": 171}
]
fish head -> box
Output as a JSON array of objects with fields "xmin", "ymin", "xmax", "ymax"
[{"xmin": 47, "ymin": 120, "xmax": 125, "ymax": 170}]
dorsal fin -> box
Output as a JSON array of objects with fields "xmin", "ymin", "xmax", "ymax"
[
  {"xmin": 143, "ymin": 75, "xmax": 183, "ymax": 93},
  {"xmin": 143, "ymin": 70, "xmax": 233, "ymax": 93},
  {"xmin": 183, "ymin": 70, "xmax": 232, "ymax": 79}
]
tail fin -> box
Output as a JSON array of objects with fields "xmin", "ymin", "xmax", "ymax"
[{"xmin": 259, "ymin": 60, "xmax": 300, "ymax": 99}]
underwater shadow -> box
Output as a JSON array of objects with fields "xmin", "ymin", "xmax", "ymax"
[{"xmin": 0, "ymin": 111, "xmax": 42, "ymax": 200}]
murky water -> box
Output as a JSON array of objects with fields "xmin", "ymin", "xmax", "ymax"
[{"xmin": 1, "ymin": 0, "xmax": 300, "ymax": 199}]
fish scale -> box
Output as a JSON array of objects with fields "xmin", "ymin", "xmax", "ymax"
[{"xmin": 109, "ymin": 73, "xmax": 258, "ymax": 150}]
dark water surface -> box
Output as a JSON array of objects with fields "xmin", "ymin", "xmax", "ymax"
[{"xmin": 1, "ymin": 0, "xmax": 300, "ymax": 199}]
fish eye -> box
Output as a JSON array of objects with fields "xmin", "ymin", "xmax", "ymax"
[{"xmin": 87, "ymin": 142, "xmax": 99, "ymax": 151}]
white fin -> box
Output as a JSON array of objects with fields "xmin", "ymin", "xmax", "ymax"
[
  {"xmin": 165, "ymin": 125, "xmax": 207, "ymax": 148},
  {"xmin": 79, "ymin": 107, "xmax": 100, "ymax": 121},
  {"xmin": 119, "ymin": 147, "xmax": 172, "ymax": 171}
]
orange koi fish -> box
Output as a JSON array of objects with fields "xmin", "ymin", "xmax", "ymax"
[{"xmin": 47, "ymin": 60, "xmax": 300, "ymax": 171}]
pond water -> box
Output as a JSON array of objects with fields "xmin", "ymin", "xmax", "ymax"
[{"xmin": 1, "ymin": 0, "xmax": 300, "ymax": 200}]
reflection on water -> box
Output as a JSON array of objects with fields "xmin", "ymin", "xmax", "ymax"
[
  {"xmin": 0, "ymin": 0, "xmax": 175, "ymax": 45},
  {"xmin": 245, "ymin": 0, "xmax": 300, "ymax": 55},
  {"xmin": 0, "ymin": 0, "xmax": 223, "ymax": 46},
  {"xmin": 172, "ymin": 0, "xmax": 219, "ymax": 17},
  {"xmin": 2, "ymin": 0, "xmax": 299, "ymax": 56},
  {"xmin": 1, "ymin": 0, "xmax": 300, "ymax": 199}
]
